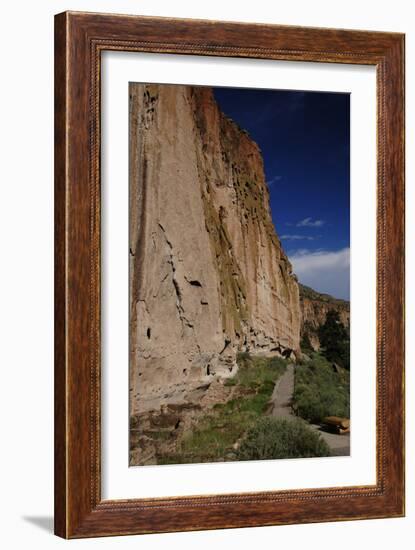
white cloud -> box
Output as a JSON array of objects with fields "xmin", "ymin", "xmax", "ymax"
[
  {"xmin": 267, "ymin": 175, "xmax": 282, "ymax": 187},
  {"xmin": 289, "ymin": 247, "xmax": 350, "ymax": 300},
  {"xmin": 296, "ymin": 217, "xmax": 325, "ymax": 228},
  {"xmin": 280, "ymin": 235, "xmax": 315, "ymax": 241}
]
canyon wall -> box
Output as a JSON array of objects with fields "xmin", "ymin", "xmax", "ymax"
[
  {"xmin": 299, "ymin": 284, "xmax": 350, "ymax": 350},
  {"xmin": 129, "ymin": 83, "xmax": 301, "ymax": 414}
]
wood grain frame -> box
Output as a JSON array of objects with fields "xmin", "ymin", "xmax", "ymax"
[{"xmin": 54, "ymin": 11, "xmax": 405, "ymax": 538}]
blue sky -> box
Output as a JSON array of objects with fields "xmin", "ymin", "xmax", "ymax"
[{"xmin": 213, "ymin": 87, "xmax": 350, "ymax": 300}]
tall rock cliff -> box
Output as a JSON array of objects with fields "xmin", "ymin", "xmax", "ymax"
[
  {"xmin": 130, "ymin": 84, "xmax": 301, "ymax": 414},
  {"xmin": 299, "ymin": 284, "xmax": 350, "ymax": 350}
]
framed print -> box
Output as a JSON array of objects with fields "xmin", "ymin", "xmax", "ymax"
[{"xmin": 54, "ymin": 11, "xmax": 405, "ymax": 538}]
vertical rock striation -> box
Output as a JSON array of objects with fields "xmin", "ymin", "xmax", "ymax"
[{"xmin": 130, "ymin": 84, "xmax": 301, "ymax": 414}]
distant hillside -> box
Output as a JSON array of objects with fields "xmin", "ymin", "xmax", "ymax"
[
  {"xmin": 299, "ymin": 284, "xmax": 349, "ymax": 306},
  {"xmin": 299, "ymin": 284, "xmax": 350, "ymax": 352}
]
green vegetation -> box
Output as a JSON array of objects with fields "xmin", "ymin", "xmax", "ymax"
[
  {"xmin": 237, "ymin": 417, "xmax": 330, "ymax": 460},
  {"xmin": 157, "ymin": 351, "xmax": 347, "ymax": 465},
  {"xmin": 225, "ymin": 352, "xmax": 287, "ymax": 389},
  {"xmin": 300, "ymin": 330, "xmax": 314, "ymax": 355},
  {"xmin": 293, "ymin": 352, "xmax": 350, "ymax": 423},
  {"xmin": 318, "ymin": 309, "xmax": 350, "ymax": 369},
  {"xmin": 157, "ymin": 354, "xmax": 286, "ymax": 464}
]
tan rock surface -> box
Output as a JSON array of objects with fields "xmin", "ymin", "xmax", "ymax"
[{"xmin": 129, "ymin": 84, "xmax": 301, "ymax": 415}]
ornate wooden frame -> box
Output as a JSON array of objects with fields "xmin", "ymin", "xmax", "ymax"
[{"xmin": 54, "ymin": 11, "xmax": 405, "ymax": 538}]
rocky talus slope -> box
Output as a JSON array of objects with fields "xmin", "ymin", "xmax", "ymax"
[
  {"xmin": 129, "ymin": 83, "xmax": 301, "ymax": 420},
  {"xmin": 299, "ymin": 284, "xmax": 350, "ymax": 350}
]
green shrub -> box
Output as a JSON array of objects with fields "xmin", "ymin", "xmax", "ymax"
[
  {"xmin": 293, "ymin": 353, "xmax": 350, "ymax": 422},
  {"xmin": 237, "ymin": 417, "xmax": 330, "ymax": 460},
  {"xmin": 300, "ymin": 331, "xmax": 314, "ymax": 355}
]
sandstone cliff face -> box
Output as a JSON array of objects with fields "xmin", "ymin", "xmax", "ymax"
[
  {"xmin": 129, "ymin": 84, "xmax": 301, "ymax": 414},
  {"xmin": 299, "ymin": 284, "xmax": 350, "ymax": 350}
]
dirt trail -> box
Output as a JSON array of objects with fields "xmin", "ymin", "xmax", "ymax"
[
  {"xmin": 270, "ymin": 364, "xmax": 350, "ymax": 456},
  {"xmin": 270, "ymin": 364, "xmax": 295, "ymax": 418}
]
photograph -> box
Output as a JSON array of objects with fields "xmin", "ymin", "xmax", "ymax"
[
  {"xmin": 129, "ymin": 83, "xmax": 351, "ymax": 466},
  {"xmin": 0, "ymin": 1, "xmax": 407, "ymax": 544}
]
